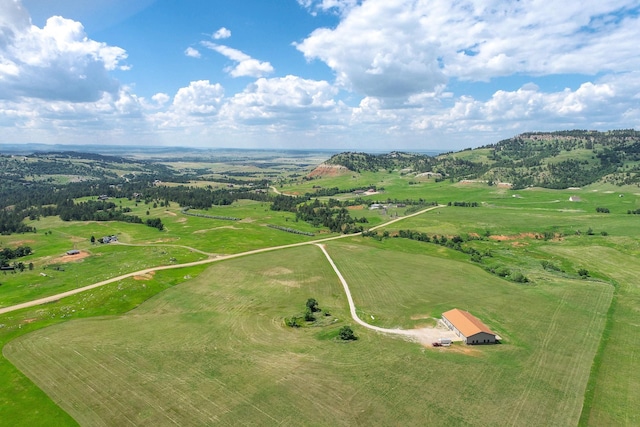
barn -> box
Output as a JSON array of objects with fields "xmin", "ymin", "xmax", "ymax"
[{"xmin": 441, "ymin": 309, "xmax": 498, "ymax": 345}]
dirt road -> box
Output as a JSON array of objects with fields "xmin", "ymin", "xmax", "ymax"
[
  {"xmin": 316, "ymin": 243, "xmax": 459, "ymax": 345},
  {"xmin": 0, "ymin": 205, "xmax": 445, "ymax": 315}
]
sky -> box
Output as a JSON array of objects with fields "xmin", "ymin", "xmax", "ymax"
[{"xmin": 1, "ymin": 0, "xmax": 640, "ymax": 151}]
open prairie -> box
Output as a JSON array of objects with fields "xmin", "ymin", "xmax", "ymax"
[
  {"xmin": 4, "ymin": 233, "xmax": 614, "ymax": 426},
  {"xmin": 1, "ymin": 151, "xmax": 639, "ymax": 426}
]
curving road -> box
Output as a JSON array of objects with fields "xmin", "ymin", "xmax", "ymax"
[
  {"xmin": 0, "ymin": 205, "xmax": 445, "ymax": 316},
  {"xmin": 316, "ymin": 243, "xmax": 459, "ymax": 344}
]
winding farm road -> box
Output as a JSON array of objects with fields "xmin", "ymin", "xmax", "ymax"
[
  {"xmin": 316, "ymin": 243, "xmax": 459, "ymax": 344},
  {"xmin": 0, "ymin": 205, "xmax": 445, "ymax": 316}
]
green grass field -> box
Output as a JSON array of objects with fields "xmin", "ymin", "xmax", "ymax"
[
  {"xmin": 4, "ymin": 238, "xmax": 613, "ymax": 426},
  {"xmin": 1, "ymin": 171, "xmax": 639, "ymax": 425}
]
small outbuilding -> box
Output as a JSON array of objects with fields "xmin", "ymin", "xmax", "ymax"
[{"xmin": 441, "ymin": 308, "xmax": 498, "ymax": 345}]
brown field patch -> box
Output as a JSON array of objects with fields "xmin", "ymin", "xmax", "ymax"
[
  {"xmin": 165, "ymin": 211, "xmax": 177, "ymax": 216},
  {"xmin": 489, "ymin": 232, "xmax": 541, "ymax": 241},
  {"xmin": 307, "ymin": 163, "xmax": 350, "ymax": 178},
  {"xmin": 263, "ymin": 267, "xmax": 294, "ymax": 276},
  {"xmin": 134, "ymin": 271, "xmax": 155, "ymax": 281},
  {"xmin": 347, "ymin": 205, "xmax": 365, "ymax": 210},
  {"xmin": 444, "ymin": 345, "xmax": 484, "ymax": 356},
  {"xmin": 5, "ymin": 239, "xmax": 36, "ymax": 246},
  {"xmin": 270, "ymin": 280, "xmax": 300, "ymax": 288},
  {"xmin": 53, "ymin": 251, "xmax": 91, "ymax": 263},
  {"xmin": 410, "ymin": 314, "xmax": 432, "ymax": 320}
]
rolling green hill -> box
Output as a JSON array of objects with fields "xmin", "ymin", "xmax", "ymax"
[{"xmin": 321, "ymin": 129, "xmax": 640, "ymax": 189}]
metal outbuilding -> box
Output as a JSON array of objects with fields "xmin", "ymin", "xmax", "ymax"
[{"xmin": 442, "ymin": 308, "xmax": 498, "ymax": 345}]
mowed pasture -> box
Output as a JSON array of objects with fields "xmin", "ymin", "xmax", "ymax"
[{"xmin": 5, "ymin": 239, "xmax": 612, "ymax": 426}]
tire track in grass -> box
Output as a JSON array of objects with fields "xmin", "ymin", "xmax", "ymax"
[{"xmin": 508, "ymin": 289, "xmax": 567, "ymax": 426}]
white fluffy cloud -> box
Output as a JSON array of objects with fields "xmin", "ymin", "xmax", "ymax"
[
  {"xmin": 297, "ymin": 0, "xmax": 360, "ymax": 15},
  {"xmin": 172, "ymin": 80, "xmax": 224, "ymax": 115},
  {"xmin": 221, "ymin": 75, "xmax": 339, "ymax": 126},
  {"xmin": 297, "ymin": 0, "xmax": 640, "ymax": 99},
  {"xmin": 201, "ymin": 41, "xmax": 273, "ymax": 78},
  {"xmin": 212, "ymin": 27, "xmax": 231, "ymax": 40},
  {"xmin": 0, "ymin": 1, "xmax": 127, "ymax": 102},
  {"xmin": 184, "ymin": 47, "xmax": 201, "ymax": 58}
]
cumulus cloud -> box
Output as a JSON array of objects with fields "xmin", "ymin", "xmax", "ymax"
[
  {"xmin": 172, "ymin": 80, "xmax": 225, "ymax": 115},
  {"xmin": 297, "ymin": 0, "xmax": 640, "ymax": 99},
  {"xmin": 221, "ymin": 75, "xmax": 340, "ymax": 126},
  {"xmin": 409, "ymin": 73, "xmax": 640, "ymax": 135},
  {"xmin": 212, "ymin": 27, "xmax": 231, "ymax": 39},
  {"xmin": 201, "ymin": 41, "xmax": 274, "ymax": 78},
  {"xmin": 184, "ymin": 47, "xmax": 201, "ymax": 58},
  {"xmin": 297, "ymin": 0, "xmax": 360, "ymax": 15},
  {"xmin": 0, "ymin": 1, "xmax": 127, "ymax": 102}
]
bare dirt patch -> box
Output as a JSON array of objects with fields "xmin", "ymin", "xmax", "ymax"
[
  {"xmin": 53, "ymin": 251, "xmax": 91, "ymax": 263},
  {"xmin": 347, "ymin": 205, "xmax": 365, "ymax": 210},
  {"xmin": 176, "ymin": 218, "xmax": 187, "ymax": 223},
  {"xmin": 489, "ymin": 232, "xmax": 540, "ymax": 241},
  {"xmin": 165, "ymin": 211, "xmax": 177, "ymax": 216},
  {"xmin": 134, "ymin": 271, "xmax": 156, "ymax": 281},
  {"xmin": 307, "ymin": 163, "xmax": 350, "ymax": 178},
  {"xmin": 410, "ymin": 314, "xmax": 432, "ymax": 320}
]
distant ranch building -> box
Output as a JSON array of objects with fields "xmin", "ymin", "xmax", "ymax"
[{"xmin": 442, "ymin": 309, "xmax": 498, "ymax": 345}]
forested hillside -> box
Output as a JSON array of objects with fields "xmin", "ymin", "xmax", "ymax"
[{"xmin": 322, "ymin": 130, "xmax": 640, "ymax": 189}]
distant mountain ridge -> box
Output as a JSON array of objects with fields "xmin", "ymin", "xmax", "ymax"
[{"xmin": 319, "ymin": 129, "xmax": 640, "ymax": 189}]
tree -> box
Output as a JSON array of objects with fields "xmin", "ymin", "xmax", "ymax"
[
  {"xmin": 304, "ymin": 309, "xmax": 315, "ymax": 322},
  {"xmin": 339, "ymin": 326, "xmax": 357, "ymax": 341},
  {"xmin": 90, "ymin": 235, "xmax": 95, "ymax": 244},
  {"xmin": 306, "ymin": 298, "xmax": 320, "ymax": 312}
]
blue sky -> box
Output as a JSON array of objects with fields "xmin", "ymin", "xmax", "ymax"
[{"xmin": 1, "ymin": 0, "xmax": 640, "ymax": 151}]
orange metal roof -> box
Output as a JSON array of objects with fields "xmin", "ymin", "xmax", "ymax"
[{"xmin": 442, "ymin": 309, "xmax": 495, "ymax": 337}]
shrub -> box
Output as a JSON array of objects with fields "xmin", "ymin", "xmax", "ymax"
[
  {"xmin": 339, "ymin": 326, "xmax": 357, "ymax": 341},
  {"xmin": 306, "ymin": 298, "xmax": 320, "ymax": 312}
]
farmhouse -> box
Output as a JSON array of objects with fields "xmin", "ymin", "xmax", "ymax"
[{"xmin": 441, "ymin": 309, "xmax": 498, "ymax": 345}]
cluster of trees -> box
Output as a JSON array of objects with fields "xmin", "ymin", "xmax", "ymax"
[
  {"xmin": 296, "ymin": 201, "xmax": 368, "ymax": 234},
  {"xmin": 57, "ymin": 200, "xmax": 142, "ymax": 223},
  {"xmin": 448, "ymin": 201, "xmax": 479, "ymax": 207},
  {"xmin": 596, "ymin": 207, "xmax": 610, "ymax": 213},
  {"xmin": 305, "ymin": 186, "xmax": 377, "ymax": 197},
  {"xmin": 628, "ymin": 209, "xmax": 640, "ymax": 215},
  {"xmin": 285, "ymin": 298, "xmax": 357, "ymax": 341},
  {"xmin": 271, "ymin": 194, "xmax": 310, "ymax": 212},
  {"xmin": 272, "ymin": 195, "xmax": 369, "ymax": 234},
  {"xmin": 286, "ymin": 298, "xmax": 325, "ymax": 327},
  {"xmin": 1, "ymin": 246, "xmax": 32, "ymax": 269},
  {"xmin": 0, "ymin": 210, "xmax": 36, "ymax": 234},
  {"xmin": 145, "ymin": 218, "xmax": 164, "ymax": 231}
]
